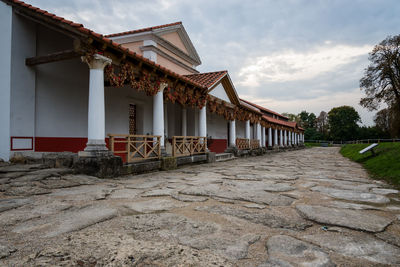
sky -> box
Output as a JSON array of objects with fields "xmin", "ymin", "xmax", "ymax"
[{"xmin": 26, "ymin": 0, "xmax": 400, "ymax": 126}]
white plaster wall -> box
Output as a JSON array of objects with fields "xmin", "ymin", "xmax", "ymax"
[
  {"xmin": 105, "ymin": 86, "xmax": 153, "ymax": 136},
  {"xmin": 35, "ymin": 25, "xmax": 89, "ymax": 137},
  {"xmin": 10, "ymin": 12, "xmax": 36, "ymax": 144},
  {"xmin": 166, "ymin": 102, "xmax": 181, "ymax": 137},
  {"xmin": 250, "ymin": 124, "xmax": 255, "ymax": 139},
  {"xmin": 236, "ymin": 120, "xmax": 245, "ymax": 138},
  {"xmin": 207, "ymin": 112, "xmax": 228, "ymax": 139},
  {"xmin": 0, "ymin": 2, "xmax": 12, "ymax": 160},
  {"xmin": 187, "ymin": 107, "xmax": 199, "ymax": 136},
  {"xmin": 209, "ymin": 83, "xmax": 231, "ymax": 103}
]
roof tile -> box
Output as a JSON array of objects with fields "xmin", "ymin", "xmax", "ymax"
[
  {"xmin": 240, "ymin": 98, "xmax": 288, "ymax": 120},
  {"xmin": 184, "ymin": 71, "xmax": 227, "ymax": 89},
  {"xmin": 105, "ymin": 21, "xmax": 182, "ymax": 38}
]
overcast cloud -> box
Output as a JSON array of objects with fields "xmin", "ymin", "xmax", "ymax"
[{"xmin": 26, "ymin": 0, "xmax": 400, "ymax": 125}]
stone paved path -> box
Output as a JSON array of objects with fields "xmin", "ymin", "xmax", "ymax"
[{"xmin": 0, "ymin": 147, "xmax": 400, "ymax": 266}]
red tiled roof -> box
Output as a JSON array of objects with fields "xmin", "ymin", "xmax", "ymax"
[
  {"xmin": 105, "ymin": 22, "xmax": 182, "ymax": 38},
  {"xmin": 240, "ymin": 99, "xmax": 288, "ymax": 120},
  {"xmin": 2, "ymin": 1, "xmax": 206, "ymax": 90},
  {"xmin": 263, "ymin": 115, "xmax": 296, "ymax": 128},
  {"xmin": 184, "ymin": 71, "xmax": 227, "ymax": 89}
]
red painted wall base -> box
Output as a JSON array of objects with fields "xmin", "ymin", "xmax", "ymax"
[
  {"xmin": 208, "ymin": 139, "xmax": 227, "ymax": 154},
  {"xmin": 35, "ymin": 137, "xmax": 87, "ymax": 153},
  {"xmin": 25, "ymin": 136, "xmax": 229, "ymax": 160}
]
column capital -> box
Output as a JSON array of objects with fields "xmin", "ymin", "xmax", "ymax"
[
  {"xmin": 159, "ymin": 82, "xmax": 168, "ymax": 93},
  {"xmin": 82, "ymin": 53, "xmax": 112, "ymax": 70}
]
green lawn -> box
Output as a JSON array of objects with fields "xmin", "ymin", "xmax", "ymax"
[
  {"xmin": 305, "ymin": 142, "xmax": 332, "ymax": 147},
  {"xmin": 340, "ymin": 143, "xmax": 400, "ymax": 185}
]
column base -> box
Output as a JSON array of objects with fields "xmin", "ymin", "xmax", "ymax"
[{"xmin": 79, "ymin": 140, "xmax": 112, "ymax": 157}]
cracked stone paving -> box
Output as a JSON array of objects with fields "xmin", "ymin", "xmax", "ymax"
[{"xmin": 1, "ymin": 147, "xmax": 400, "ymax": 266}]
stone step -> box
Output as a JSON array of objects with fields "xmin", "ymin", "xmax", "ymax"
[{"xmin": 215, "ymin": 153, "xmax": 235, "ymax": 162}]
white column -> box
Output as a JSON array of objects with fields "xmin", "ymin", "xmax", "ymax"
[
  {"xmin": 292, "ymin": 132, "xmax": 295, "ymax": 145},
  {"xmin": 164, "ymin": 103, "xmax": 168, "ymax": 141},
  {"xmin": 279, "ymin": 130, "xmax": 283, "ymax": 147},
  {"xmin": 245, "ymin": 120, "xmax": 250, "ymax": 140},
  {"xmin": 295, "ymin": 133, "xmax": 298, "ymax": 145},
  {"xmin": 229, "ymin": 120, "xmax": 236, "ymax": 147},
  {"xmin": 199, "ymin": 104, "xmax": 207, "ymax": 139},
  {"xmin": 153, "ymin": 84, "xmax": 167, "ymax": 148},
  {"xmin": 0, "ymin": 3, "xmax": 12, "ymax": 161},
  {"xmin": 256, "ymin": 123, "xmax": 261, "ymax": 146},
  {"xmin": 181, "ymin": 108, "xmax": 187, "ymax": 136},
  {"xmin": 81, "ymin": 54, "xmax": 112, "ymax": 153},
  {"xmin": 268, "ymin": 128, "xmax": 272, "ymax": 147},
  {"xmin": 261, "ymin": 126, "xmax": 265, "ymax": 147},
  {"xmin": 274, "ymin": 128, "xmax": 278, "ymax": 146},
  {"xmin": 284, "ymin": 130, "xmax": 287, "ymax": 146},
  {"xmin": 288, "ymin": 131, "xmax": 291, "ymax": 146}
]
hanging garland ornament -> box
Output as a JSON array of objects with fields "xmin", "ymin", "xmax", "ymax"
[
  {"xmin": 163, "ymin": 84, "xmax": 207, "ymax": 109},
  {"xmin": 104, "ymin": 61, "xmax": 208, "ymax": 109},
  {"xmin": 206, "ymin": 97, "xmax": 263, "ymax": 123},
  {"xmin": 105, "ymin": 63, "xmax": 163, "ymax": 96}
]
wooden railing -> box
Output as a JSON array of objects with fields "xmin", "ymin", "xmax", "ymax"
[
  {"xmin": 236, "ymin": 138, "xmax": 250, "ymax": 150},
  {"xmin": 172, "ymin": 136, "xmax": 207, "ymax": 157},
  {"xmin": 108, "ymin": 134, "xmax": 161, "ymax": 163},
  {"xmin": 250, "ymin": 139, "xmax": 260, "ymax": 149}
]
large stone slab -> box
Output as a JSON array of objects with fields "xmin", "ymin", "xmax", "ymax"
[
  {"xmin": 125, "ymin": 180, "xmax": 163, "ymax": 189},
  {"xmin": 171, "ymin": 194, "xmax": 208, "ymax": 202},
  {"xmin": 50, "ymin": 185, "xmax": 114, "ymax": 201},
  {"xmin": 223, "ymin": 180, "xmax": 295, "ymax": 192},
  {"xmin": 372, "ymin": 188, "xmax": 399, "ymax": 195},
  {"xmin": 259, "ymin": 235, "xmax": 334, "ymax": 267},
  {"xmin": 311, "ymin": 186, "xmax": 390, "ymax": 204},
  {"xmin": 4, "ymin": 186, "xmax": 52, "ymax": 196},
  {"xmin": 296, "ymin": 205, "xmax": 392, "ymax": 232},
  {"xmin": 328, "ymin": 201, "xmax": 383, "ymax": 211},
  {"xmin": 303, "ymin": 232, "xmax": 400, "ymax": 265},
  {"xmin": 375, "ymin": 224, "xmax": 400, "ymax": 247},
  {"xmin": 126, "ymin": 213, "xmax": 259, "ymax": 261},
  {"xmin": 109, "ymin": 188, "xmax": 141, "ymax": 199},
  {"xmin": 12, "ymin": 205, "xmax": 118, "ymax": 237},
  {"xmin": 0, "ymin": 164, "xmax": 45, "ymax": 173},
  {"xmin": 123, "ymin": 199, "xmax": 188, "ymax": 214},
  {"xmin": 197, "ymin": 205, "xmax": 312, "ymax": 231},
  {"xmin": 0, "ymin": 244, "xmax": 16, "ymax": 259},
  {"xmin": 180, "ymin": 184, "xmax": 295, "ymax": 206},
  {"xmin": 142, "ymin": 188, "xmax": 177, "ymax": 197},
  {"xmin": 0, "ymin": 198, "xmax": 29, "ymax": 213}
]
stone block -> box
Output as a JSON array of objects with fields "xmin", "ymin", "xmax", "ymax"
[
  {"xmin": 73, "ymin": 155, "xmax": 122, "ymax": 178},
  {"xmin": 122, "ymin": 160, "xmax": 161, "ymax": 175},
  {"xmin": 176, "ymin": 156, "xmax": 193, "ymax": 166},
  {"xmin": 207, "ymin": 152, "xmax": 216, "ymax": 163},
  {"xmin": 161, "ymin": 156, "xmax": 177, "ymax": 171},
  {"xmin": 192, "ymin": 154, "xmax": 207, "ymax": 163}
]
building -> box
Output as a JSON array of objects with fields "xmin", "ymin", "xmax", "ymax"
[{"xmin": 0, "ymin": 0, "xmax": 304, "ymax": 166}]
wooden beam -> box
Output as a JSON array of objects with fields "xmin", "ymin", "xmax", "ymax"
[{"xmin": 26, "ymin": 49, "xmax": 82, "ymax": 66}]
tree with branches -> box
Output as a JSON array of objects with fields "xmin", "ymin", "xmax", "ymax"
[{"xmin": 360, "ymin": 35, "xmax": 400, "ymax": 113}]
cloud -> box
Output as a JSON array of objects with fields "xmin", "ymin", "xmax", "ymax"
[
  {"xmin": 241, "ymin": 88, "xmax": 374, "ymax": 126},
  {"xmin": 23, "ymin": 0, "xmax": 400, "ymax": 127},
  {"xmin": 237, "ymin": 44, "xmax": 373, "ymax": 86}
]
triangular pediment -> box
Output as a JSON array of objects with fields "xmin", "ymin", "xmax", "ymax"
[
  {"xmin": 208, "ymin": 74, "xmax": 240, "ymax": 106},
  {"xmin": 210, "ymin": 83, "xmax": 232, "ymax": 103},
  {"xmin": 153, "ymin": 23, "xmax": 201, "ymax": 66}
]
